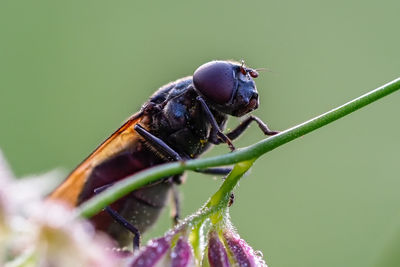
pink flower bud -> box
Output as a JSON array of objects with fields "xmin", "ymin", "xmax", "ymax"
[
  {"xmin": 207, "ymin": 231, "xmax": 230, "ymax": 267},
  {"xmin": 129, "ymin": 237, "xmax": 170, "ymax": 267},
  {"xmin": 223, "ymin": 231, "xmax": 266, "ymax": 267},
  {"xmin": 171, "ymin": 237, "xmax": 194, "ymax": 267}
]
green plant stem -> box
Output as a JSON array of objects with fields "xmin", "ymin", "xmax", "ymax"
[
  {"xmin": 207, "ymin": 160, "xmax": 255, "ymax": 208},
  {"xmin": 76, "ymin": 77, "xmax": 400, "ymax": 219},
  {"xmin": 171, "ymin": 161, "xmax": 255, "ymax": 235}
]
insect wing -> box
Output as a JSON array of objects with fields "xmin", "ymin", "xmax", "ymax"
[{"xmin": 48, "ymin": 112, "xmax": 144, "ymax": 206}]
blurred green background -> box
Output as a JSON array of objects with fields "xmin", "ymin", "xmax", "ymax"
[{"xmin": 1, "ymin": 1, "xmax": 400, "ymax": 266}]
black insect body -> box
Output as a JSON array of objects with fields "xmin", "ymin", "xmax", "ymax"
[{"xmin": 49, "ymin": 60, "xmax": 278, "ymax": 248}]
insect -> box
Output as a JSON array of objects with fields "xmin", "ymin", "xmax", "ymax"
[{"xmin": 48, "ymin": 60, "xmax": 278, "ymax": 248}]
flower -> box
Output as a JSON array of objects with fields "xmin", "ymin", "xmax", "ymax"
[
  {"xmin": 29, "ymin": 202, "xmax": 119, "ymax": 267},
  {"xmin": 0, "ymin": 151, "xmax": 120, "ymax": 267},
  {"xmin": 127, "ymin": 219, "xmax": 267, "ymax": 267}
]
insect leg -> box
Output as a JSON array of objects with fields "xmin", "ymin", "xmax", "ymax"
[
  {"xmin": 135, "ymin": 120, "xmax": 233, "ymax": 175},
  {"xmin": 170, "ymin": 181, "xmax": 180, "ymax": 224},
  {"xmin": 94, "ymin": 185, "xmax": 141, "ymax": 250},
  {"xmin": 226, "ymin": 115, "xmax": 279, "ymax": 140},
  {"xmin": 134, "ymin": 124, "xmax": 182, "ymax": 161},
  {"xmin": 196, "ymin": 96, "xmax": 235, "ymax": 151},
  {"xmin": 195, "ymin": 167, "xmax": 232, "ymax": 175},
  {"xmin": 104, "ymin": 206, "xmax": 141, "ymax": 250}
]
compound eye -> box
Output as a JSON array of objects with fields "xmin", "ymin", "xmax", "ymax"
[{"xmin": 193, "ymin": 61, "xmax": 235, "ymax": 104}]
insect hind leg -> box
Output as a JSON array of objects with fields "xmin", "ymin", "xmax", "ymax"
[
  {"xmin": 170, "ymin": 181, "xmax": 180, "ymax": 225},
  {"xmin": 93, "ymin": 185, "xmax": 141, "ymax": 250},
  {"xmin": 104, "ymin": 206, "xmax": 141, "ymax": 250}
]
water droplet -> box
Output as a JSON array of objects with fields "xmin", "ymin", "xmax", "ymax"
[{"xmin": 255, "ymin": 250, "xmax": 263, "ymax": 258}]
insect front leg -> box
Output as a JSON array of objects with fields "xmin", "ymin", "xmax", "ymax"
[
  {"xmin": 226, "ymin": 115, "xmax": 279, "ymax": 141},
  {"xmin": 196, "ymin": 96, "xmax": 235, "ymax": 151}
]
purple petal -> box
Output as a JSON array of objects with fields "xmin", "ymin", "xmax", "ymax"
[
  {"xmin": 208, "ymin": 231, "xmax": 230, "ymax": 267},
  {"xmin": 129, "ymin": 237, "xmax": 170, "ymax": 267},
  {"xmin": 223, "ymin": 231, "xmax": 265, "ymax": 267},
  {"xmin": 171, "ymin": 237, "xmax": 193, "ymax": 267}
]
